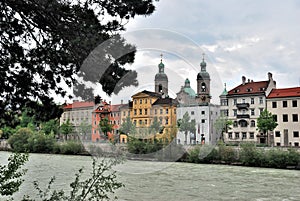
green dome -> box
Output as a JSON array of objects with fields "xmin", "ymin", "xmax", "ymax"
[
  {"xmin": 184, "ymin": 87, "xmax": 196, "ymax": 97},
  {"xmin": 185, "ymin": 78, "xmax": 190, "ymax": 84}
]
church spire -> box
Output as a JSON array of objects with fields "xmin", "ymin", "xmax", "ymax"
[
  {"xmin": 200, "ymin": 53, "xmax": 207, "ymax": 72},
  {"xmin": 155, "ymin": 54, "xmax": 168, "ymax": 95}
]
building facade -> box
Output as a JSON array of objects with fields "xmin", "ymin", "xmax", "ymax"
[
  {"xmin": 176, "ymin": 55, "xmax": 220, "ymax": 145},
  {"xmin": 221, "ymin": 72, "xmax": 276, "ymax": 144},
  {"xmin": 60, "ymin": 101, "xmax": 94, "ymax": 140},
  {"xmin": 267, "ymin": 87, "xmax": 300, "ymax": 147}
]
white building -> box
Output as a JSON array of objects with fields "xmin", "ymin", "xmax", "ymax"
[
  {"xmin": 176, "ymin": 104, "xmax": 220, "ymax": 145},
  {"xmin": 176, "ymin": 55, "xmax": 220, "ymax": 145},
  {"xmin": 267, "ymin": 87, "xmax": 300, "ymax": 147},
  {"xmin": 220, "ymin": 72, "xmax": 276, "ymax": 144}
]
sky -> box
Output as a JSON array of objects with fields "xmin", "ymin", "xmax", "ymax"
[
  {"xmin": 100, "ymin": 0, "xmax": 300, "ymax": 105},
  {"xmin": 70, "ymin": 0, "xmax": 300, "ymax": 105}
]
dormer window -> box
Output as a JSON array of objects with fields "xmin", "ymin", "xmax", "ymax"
[
  {"xmin": 234, "ymin": 89, "xmax": 240, "ymax": 93},
  {"xmin": 247, "ymin": 88, "xmax": 253, "ymax": 92}
]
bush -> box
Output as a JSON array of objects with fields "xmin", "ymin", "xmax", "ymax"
[
  {"xmin": 240, "ymin": 143, "xmax": 263, "ymax": 166},
  {"xmin": 219, "ymin": 145, "xmax": 237, "ymax": 163},
  {"xmin": 27, "ymin": 133, "xmax": 55, "ymax": 153},
  {"xmin": 59, "ymin": 141, "xmax": 85, "ymax": 155},
  {"xmin": 187, "ymin": 145, "xmax": 218, "ymax": 163},
  {"xmin": 8, "ymin": 128, "xmax": 33, "ymax": 152}
]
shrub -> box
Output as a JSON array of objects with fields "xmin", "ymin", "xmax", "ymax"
[
  {"xmin": 59, "ymin": 141, "xmax": 85, "ymax": 155},
  {"xmin": 8, "ymin": 128, "xmax": 33, "ymax": 152},
  {"xmin": 27, "ymin": 133, "xmax": 55, "ymax": 153},
  {"xmin": 219, "ymin": 145, "xmax": 237, "ymax": 163},
  {"xmin": 239, "ymin": 143, "xmax": 263, "ymax": 166},
  {"xmin": 187, "ymin": 145, "xmax": 218, "ymax": 163}
]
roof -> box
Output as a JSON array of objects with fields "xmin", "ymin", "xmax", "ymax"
[
  {"xmin": 267, "ymin": 87, "xmax": 300, "ymax": 99},
  {"xmin": 227, "ymin": 81, "xmax": 269, "ymax": 96},
  {"xmin": 184, "ymin": 87, "xmax": 196, "ymax": 97},
  {"xmin": 132, "ymin": 90, "xmax": 162, "ymax": 98},
  {"xmin": 152, "ymin": 97, "xmax": 178, "ymax": 106},
  {"xmin": 64, "ymin": 101, "xmax": 94, "ymax": 109},
  {"xmin": 111, "ymin": 104, "xmax": 127, "ymax": 112}
]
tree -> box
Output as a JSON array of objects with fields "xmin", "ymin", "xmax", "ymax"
[
  {"xmin": 177, "ymin": 112, "xmax": 196, "ymax": 144},
  {"xmin": 1, "ymin": 0, "xmax": 157, "ymax": 126},
  {"xmin": 257, "ymin": 109, "xmax": 278, "ymax": 145},
  {"xmin": 149, "ymin": 116, "xmax": 162, "ymax": 136},
  {"xmin": 41, "ymin": 119, "xmax": 59, "ymax": 135},
  {"xmin": 99, "ymin": 118, "xmax": 113, "ymax": 139},
  {"xmin": 78, "ymin": 121, "xmax": 92, "ymax": 141},
  {"xmin": 214, "ymin": 114, "xmax": 233, "ymax": 142},
  {"xmin": 119, "ymin": 116, "xmax": 136, "ymax": 135},
  {"xmin": 60, "ymin": 119, "xmax": 74, "ymax": 140},
  {"xmin": 8, "ymin": 127, "xmax": 33, "ymax": 152},
  {"xmin": 0, "ymin": 153, "xmax": 28, "ymax": 197}
]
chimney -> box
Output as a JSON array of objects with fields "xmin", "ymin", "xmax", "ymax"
[
  {"xmin": 248, "ymin": 79, "xmax": 250, "ymax": 83},
  {"xmin": 268, "ymin": 72, "xmax": 273, "ymax": 81},
  {"xmin": 121, "ymin": 99, "xmax": 123, "ymax": 104},
  {"xmin": 242, "ymin": 76, "xmax": 246, "ymax": 85}
]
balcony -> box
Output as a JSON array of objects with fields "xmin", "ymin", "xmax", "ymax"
[
  {"xmin": 237, "ymin": 114, "xmax": 250, "ymax": 119},
  {"xmin": 236, "ymin": 103, "xmax": 250, "ymax": 109}
]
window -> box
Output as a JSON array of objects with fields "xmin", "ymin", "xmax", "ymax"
[
  {"xmin": 259, "ymin": 97, "xmax": 263, "ymax": 104},
  {"xmin": 160, "ymin": 109, "xmax": 163, "ymax": 115},
  {"xmin": 144, "ymin": 109, "xmax": 147, "ymax": 115},
  {"xmin": 233, "ymin": 109, "xmax": 237, "ymax": 116},
  {"xmin": 251, "ymin": 98, "xmax": 254, "ymax": 104},
  {"xmin": 201, "ymin": 111, "xmax": 205, "ymax": 115},
  {"xmin": 295, "ymin": 142, "xmax": 299, "ymax": 147},
  {"xmin": 259, "ymin": 108, "xmax": 264, "ymax": 114},
  {"xmin": 139, "ymin": 120, "xmax": 142, "ymax": 125},
  {"xmin": 240, "ymin": 121, "xmax": 248, "ymax": 127},
  {"xmin": 293, "ymin": 114, "xmax": 298, "ymax": 122},
  {"xmin": 123, "ymin": 111, "xmax": 126, "ymax": 116},
  {"xmin": 166, "ymin": 108, "xmax": 169, "ymax": 114},
  {"xmin": 228, "ymin": 133, "xmax": 233, "ymax": 139},
  {"xmin": 249, "ymin": 132, "xmax": 254, "ymax": 139},
  {"xmin": 191, "ymin": 111, "xmax": 195, "ymax": 115},
  {"xmin": 233, "ymin": 99, "xmax": 237, "ymax": 105},
  {"xmin": 242, "ymin": 99, "xmax": 245, "ymax": 103},
  {"xmin": 283, "ymin": 114, "xmax": 288, "ymax": 122},
  {"xmin": 276, "ymin": 142, "xmax": 281, "ymax": 146},
  {"xmin": 134, "ymin": 109, "xmax": 137, "ymax": 115},
  {"xmin": 233, "ymin": 121, "xmax": 238, "ymax": 127},
  {"xmin": 282, "ymin": 100, "xmax": 287, "ymax": 108},
  {"xmin": 201, "ymin": 119, "xmax": 205, "ymax": 123},
  {"xmin": 250, "ymin": 120, "xmax": 255, "ymax": 127},
  {"xmin": 174, "ymin": 109, "xmax": 176, "ymax": 114},
  {"xmin": 275, "ymin": 131, "xmax": 280, "ymax": 137},
  {"xmin": 251, "ymin": 109, "xmax": 255, "ymax": 116},
  {"xmin": 242, "ymin": 132, "xmax": 247, "ymax": 139},
  {"xmin": 292, "ymin": 100, "xmax": 297, "ymax": 107},
  {"xmin": 139, "ymin": 109, "xmax": 142, "ymax": 115},
  {"xmin": 133, "ymin": 120, "xmax": 136, "ymax": 125},
  {"xmin": 235, "ymin": 132, "xmax": 240, "ymax": 139},
  {"xmin": 140, "ymin": 99, "xmax": 142, "ymax": 104},
  {"xmin": 272, "ymin": 102, "xmax": 277, "ymax": 108},
  {"xmin": 165, "ymin": 118, "xmax": 169, "ymax": 125},
  {"xmin": 145, "ymin": 99, "xmax": 147, "ymax": 104},
  {"xmin": 293, "ymin": 131, "xmax": 299, "ymax": 138},
  {"xmin": 201, "ymin": 83, "xmax": 206, "ymax": 92},
  {"xmin": 134, "ymin": 100, "xmax": 137, "ymax": 104},
  {"xmin": 155, "ymin": 109, "xmax": 157, "ymax": 115},
  {"xmin": 221, "ymin": 110, "xmax": 229, "ymax": 116},
  {"xmin": 273, "ymin": 115, "xmax": 277, "ymax": 122}
]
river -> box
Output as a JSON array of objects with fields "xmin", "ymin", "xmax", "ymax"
[{"xmin": 0, "ymin": 151, "xmax": 299, "ymax": 201}]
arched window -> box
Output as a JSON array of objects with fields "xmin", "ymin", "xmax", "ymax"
[
  {"xmin": 201, "ymin": 83, "xmax": 206, "ymax": 92},
  {"xmin": 250, "ymin": 120, "xmax": 255, "ymax": 127},
  {"xmin": 158, "ymin": 84, "xmax": 163, "ymax": 92}
]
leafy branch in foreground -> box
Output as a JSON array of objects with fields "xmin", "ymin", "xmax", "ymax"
[
  {"xmin": 0, "ymin": 153, "xmax": 28, "ymax": 196},
  {"xmin": 22, "ymin": 157, "xmax": 124, "ymax": 201}
]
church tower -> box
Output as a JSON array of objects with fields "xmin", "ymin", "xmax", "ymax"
[
  {"xmin": 155, "ymin": 54, "xmax": 168, "ymax": 96},
  {"xmin": 197, "ymin": 53, "xmax": 211, "ymax": 103}
]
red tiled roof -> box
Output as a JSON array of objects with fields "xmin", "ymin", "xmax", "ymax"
[
  {"xmin": 267, "ymin": 87, "xmax": 300, "ymax": 99},
  {"xmin": 228, "ymin": 81, "xmax": 269, "ymax": 95},
  {"xmin": 64, "ymin": 101, "xmax": 94, "ymax": 109}
]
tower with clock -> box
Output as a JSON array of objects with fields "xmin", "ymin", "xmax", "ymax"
[{"xmin": 196, "ymin": 53, "xmax": 211, "ymax": 104}]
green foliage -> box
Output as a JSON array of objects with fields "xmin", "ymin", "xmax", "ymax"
[
  {"xmin": 127, "ymin": 137, "xmax": 163, "ymax": 154},
  {"xmin": 21, "ymin": 158, "xmax": 124, "ymax": 201},
  {"xmin": 59, "ymin": 141, "xmax": 85, "ymax": 155},
  {"xmin": 41, "ymin": 119, "xmax": 59, "ymax": 135},
  {"xmin": 0, "ymin": 126, "xmax": 15, "ymax": 139},
  {"xmin": 8, "ymin": 128, "xmax": 33, "ymax": 152},
  {"xmin": 27, "ymin": 133, "xmax": 56, "ymax": 153},
  {"xmin": 60, "ymin": 119, "xmax": 74, "ymax": 140},
  {"xmin": 149, "ymin": 117, "xmax": 162, "ymax": 134},
  {"xmin": 219, "ymin": 145, "xmax": 237, "ymax": 163},
  {"xmin": 187, "ymin": 145, "xmax": 219, "ymax": 163},
  {"xmin": 257, "ymin": 109, "xmax": 278, "ymax": 135},
  {"xmin": 214, "ymin": 114, "xmax": 233, "ymax": 141},
  {"xmin": 119, "ymin": 116, "xmax": 136, "ymax": 135},
  {"xmin": 0, "ymin": 153, "xmax": 28, "ymax": 196},
  {"xmin": 99, "ymin": 118, "xmax": 113, "ymax": 138},
  {"xmin": 178, "ymin": 112, "xmax": 196, "ymax": 144},
  {"xmin": 1, "ymin": 0, "xmax": 157, "ymax": 125},
  {"xmin": 239, "ymin": 143, "xmax": 263, "ymax": 166}
]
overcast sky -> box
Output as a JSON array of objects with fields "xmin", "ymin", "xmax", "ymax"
[{"xmin": 101, "ymin": 0, "xmax": 300, "ymax": 104}]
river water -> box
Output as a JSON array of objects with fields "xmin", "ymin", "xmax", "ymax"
[{"xmin": 0, "ymin": 151, "xmax": 300, "ymax": 201}]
